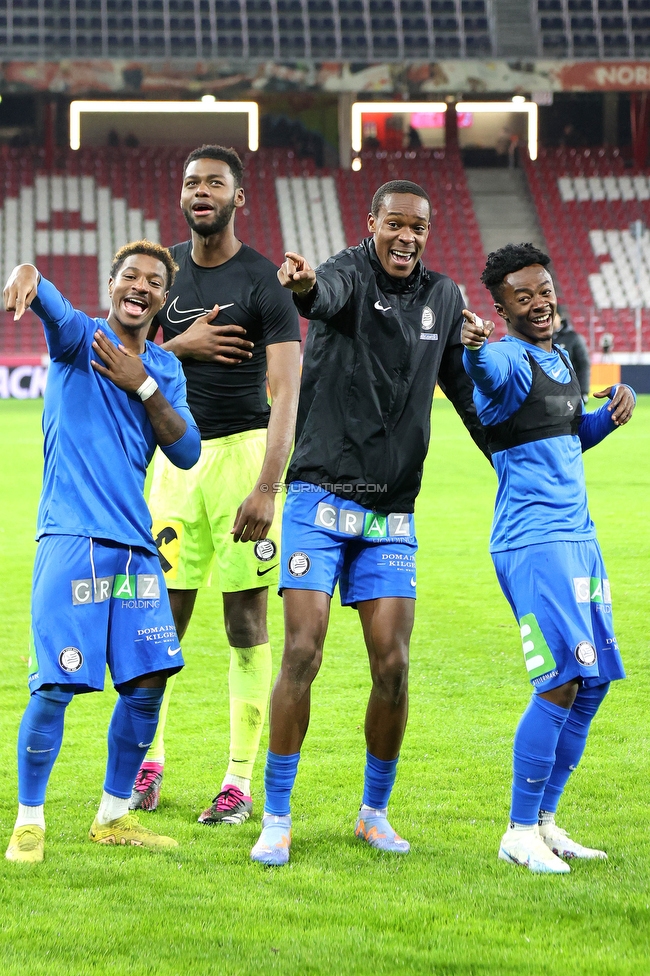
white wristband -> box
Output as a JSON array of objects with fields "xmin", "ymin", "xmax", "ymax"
[{"xmin": 136, "ymin": 376, "xmax": 158, "ymax": 401}]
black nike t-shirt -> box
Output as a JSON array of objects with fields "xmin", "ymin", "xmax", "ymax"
[{"xmin": 157, "ymin": 242, "xmax": 300, "ymax": 438}]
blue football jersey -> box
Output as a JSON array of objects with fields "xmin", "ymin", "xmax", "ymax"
[
  {"xmin": 463, "ymin": 336, "xmax": 621, "ymax": 552},
  {"xmin": 32, "ymin": 277, "xmax": 200, "ymax": 554}
]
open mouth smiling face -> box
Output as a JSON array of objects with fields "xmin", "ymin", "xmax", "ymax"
[
  {"xmin": 494, "ymin": 264, "xmax": 557, "ymax": 348},
  {"xmin": 368, "ymin": 192, "xmax": 431, "ymax": 279},
  {"xmin": 108, "ymin": 254, "xmax": 168, "ymax": 331}
]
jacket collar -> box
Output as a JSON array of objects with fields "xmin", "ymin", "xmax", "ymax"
[{"xmin": 364, "ymin": 238, "xmax": 429, "ymax": 294}]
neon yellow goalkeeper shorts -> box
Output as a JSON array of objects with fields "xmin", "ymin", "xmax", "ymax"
[{"xmin": 148, "ymin": 428, "xmax": 281, "ymax": 592}]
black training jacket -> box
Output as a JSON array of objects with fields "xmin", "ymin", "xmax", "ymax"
[{"xmin": 287, "ymin": 238, "xmax": 490, "ymax": 513}]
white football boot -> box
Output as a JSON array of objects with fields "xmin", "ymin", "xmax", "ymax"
[
  {"xmin": 498, "ymin": 823, "xmax": 570, "ymax": 874},
  {"xmin": 539, "ymin": 822, "xmax": 607, "ymax": 860}
]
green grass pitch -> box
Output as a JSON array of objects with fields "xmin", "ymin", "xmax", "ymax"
[{"xmin": 0, "ymin": 397, "xmax": 649, "ymax": 976}]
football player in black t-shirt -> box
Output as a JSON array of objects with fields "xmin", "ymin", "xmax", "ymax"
[{"xmin": 130, "ymin": 146, "xmax": 301, "ymax": 825}]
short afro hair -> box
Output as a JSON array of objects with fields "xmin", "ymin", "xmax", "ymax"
[
  {"xmin": 183, "ymin": 144, "xmax": 244, "ymax": 187},
  {"xmin": 110, "ymin": 240, "xmax": 178, "ymax": 290},
  {"xmin": 481, "ymin": 243, "xmax": 551, "ymax": 299},
  {"xmin": 371, "ymin": 180, "xmax": 431, "ymax": 218}
]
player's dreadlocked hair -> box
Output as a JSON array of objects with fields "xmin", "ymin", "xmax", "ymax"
[
  {"xmin": 111, "ymin": 241, "xmax": 179, "ymax": 290},
  {"xmin": 371, "ymin": 180, "xmax": 431, "ymax": 217},
  {"xmin": 480, "ymin": 243, "xmax": 551, "ymax": 299},
  {"xmin": 183, "ymin": 144, "xmax": 244, "ymax": 187}
]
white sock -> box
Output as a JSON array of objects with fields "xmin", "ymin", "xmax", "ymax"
[
  {"xmin": 15, "ymin": 803, "xmax": 45, "ymax": 830},
  {"xmin": 221, "ymin": 774, "xmax": 251, "ymax": 795},
  {"xmin": 538, "ymin": 810, "xmax": 556, "ymax": 826},
  {"xmin": 508, "ymin": 821, "xmax": 537, "ymax": 831},
  {"xmin": 360, "ymin": 804, "xmax": 387, "ymax": 817},
  {"xmin": 97, "ymin": 791, "xmax": 130, "ymax": 825}
]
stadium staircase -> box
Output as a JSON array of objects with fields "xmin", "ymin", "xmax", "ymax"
[
  {"xmin": 466, "ymin": 168, "xmax": 546, "ymax": 258},
  {"xmin": 492, "ymin": 0, "xmax": 536, "ymax": 56}
]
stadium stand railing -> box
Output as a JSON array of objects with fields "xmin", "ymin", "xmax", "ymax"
[
  {"xmin": 534, "ymin": 0, "xmax": 650, "ymax": 59},
  {"xmin": 0, "ymin": 145, "xmax": 493, "ymax": 357},
  {"xmin": 523, "ymin": 145, "xmax": 650, "ymax": 351},
  {"xmin": 0, "ymin": 0, "xmax": 495, "ymax": 60}
]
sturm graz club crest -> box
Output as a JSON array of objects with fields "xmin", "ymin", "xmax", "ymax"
[
  {"xmin": 59, "ymin": 646, "xmax": 83, "ymax": 673},
  {"xmin": 421, "ymin": 306, "xmax": 436, "ymax": 330},
  {"xmin": 288, "ymin": 551, "xmax": 311, "ymax": 577},
  {"xmin": 254, "ymin": 539, "xmax": 277, "ymax": 562},
  {"xmin": 574, "ymin": 641, "xmax": 597, "ymax": 666}
]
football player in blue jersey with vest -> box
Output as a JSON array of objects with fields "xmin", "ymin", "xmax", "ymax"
[
  {"xmin": 3, "ymin": 242, "xmax": 201, "ymax": 863},
  {"xmin": 461, "ymin": 242, "xmax": 635, "ymax": 874}
]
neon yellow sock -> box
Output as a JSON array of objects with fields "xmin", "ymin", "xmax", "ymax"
[
  {"xmin": 227, "ymin": 642, "xmax": 273, "ymax": 781},
  {"xmin": 146, "ymin": 673, "xmax": 177, "ymax": 764}
]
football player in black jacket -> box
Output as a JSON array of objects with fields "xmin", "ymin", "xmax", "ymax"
[{"xmin": 250, "ymin": 180, "xmax": 489, "ymax": 865}]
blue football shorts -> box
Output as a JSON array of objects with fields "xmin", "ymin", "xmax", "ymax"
[
  {"xmin": 28, "ymin": 535, "xmax": 184, "ymax": 693},
  {"xmin": 279, "ymin": 482, "xmax": 418, "ymax": 606},
  {"xmin": 492, "ymin": 538, "xmax": 625, "ymax": 693}
]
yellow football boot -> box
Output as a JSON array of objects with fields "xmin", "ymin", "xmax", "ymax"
[
  {"xmin": 89, "ymin": 813, "xmax": 178, "ymax": 850},
  {"xmin": 5, "ymin": 825, "xmax": 45, "ymax": 863}
]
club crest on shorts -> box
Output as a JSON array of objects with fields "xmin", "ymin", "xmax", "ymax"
[
  {"xmin": 288, "ymin": 551, "xmax": 311, "ymax": 578},
  {"xmin": 421, "ymin": 306, "xmax": 436, "ymax": 330},
  {"xmin": 574, "ymin": 641, "xmax": 597, "ymax": 666},
  {"xmin": 58, "ymin": 646, "xmax": 83, "ymax": 673},
  {"xmin": 254, "ymin": 539, "xmax": 277, "ymax": 562}
]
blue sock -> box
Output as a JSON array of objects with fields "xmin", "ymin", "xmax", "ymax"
[
  {"xmin": 540, "ymin": 682, "xmax": 610, "ymax": 814},
  {"xmin": 510, "ymin": 694, "xmax": 570, "ymax": 825},
  {"xmin": 104, "ymin": 686, "xmax": 165, "ymax": 799},
  {"xmin": 362, "ymin": 751, "xmax": 399, "ymax": 810},
  {"xmin": 17, "ymin": 686, "xmax": 74, "ymax": 806},
  {"xmin": 264, "ymin": 751, "xmax": 300, "ymax": 817}
]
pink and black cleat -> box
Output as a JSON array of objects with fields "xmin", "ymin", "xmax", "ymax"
[
  {"xmin": 198, "ymin": 785, "xmax": 253, "ymax": 825},
  {"xmin": 129, "ymin": 761, "xmax": 164, "ymax": 812}
]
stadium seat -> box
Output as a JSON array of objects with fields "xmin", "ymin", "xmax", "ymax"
[
  {"xmin": 523, "ymin": 147, "xmax": 650, "ymax": 348},
  {"xmin": 0, "ymin": 0, "xmax": 496, "ymax": 56},
  {"xmin": 6, "ymin": 143, "xmax": 608, "ymax": 356}
]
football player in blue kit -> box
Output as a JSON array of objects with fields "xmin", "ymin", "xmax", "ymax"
[
  {"xmin": 461, "ymin": 243, "xmax": 635, "ymax": 874},
  {"xmin": 250, "ymin": 180, "xmax": 490, "ymax": 865},
  {"xmin": 3, "ymin": 242, "xmax": 201, "ymax": 863}
]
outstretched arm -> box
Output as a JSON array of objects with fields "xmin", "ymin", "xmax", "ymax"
[
  {"xmin": 91, "ymin": 330, "xmax": 200, "ymax": 466},
  {"xmin": 279, "ymin": 251, "xmax": 355, "ymax": 320},
  {"xmin": 231, "ymin": 340, "xmax": 301, "ymax": 542},
  {"xmin": 4, "ymin": 265, "xmax": 87, "ymax": 360},
  {"xmin": 579, "ymin": 384, "xmax": 635, "ymax": 450},
  {"xmin": 3, "ymin": 264, "xmax": 40, "ymax": 320}
]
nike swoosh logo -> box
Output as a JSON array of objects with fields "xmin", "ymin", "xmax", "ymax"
[
  {"xmin": 166, "ymin": 296, "xmax": 235, "ymax": 324},
  {"xmin": 167, "ymin": 646, "xmax": 182, "ymax": 656},
  {"xmin": 551, "ymin": 369, "xmax": 562, "ymax": 378},
  {"xmin": 138, "ymin": 742, "xmax": 153, "ymax": 749},
  {"xmin": 27, "ymin": 747, "xmax": 54, "ymax": 753},
  {"xmin": 374, "ymin": 300, "xmax": 391, "ymax": 312},
  {"xmin": 410, "ymin": 577, "xmax": 416, "ymax": 587},
  {"xmin": 257, "ymin": 564, "xmax": 279, "ymax": 577},
  {"xmin": 526, "ymin": 777, "xmax": 547, "ymax": 783}
]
